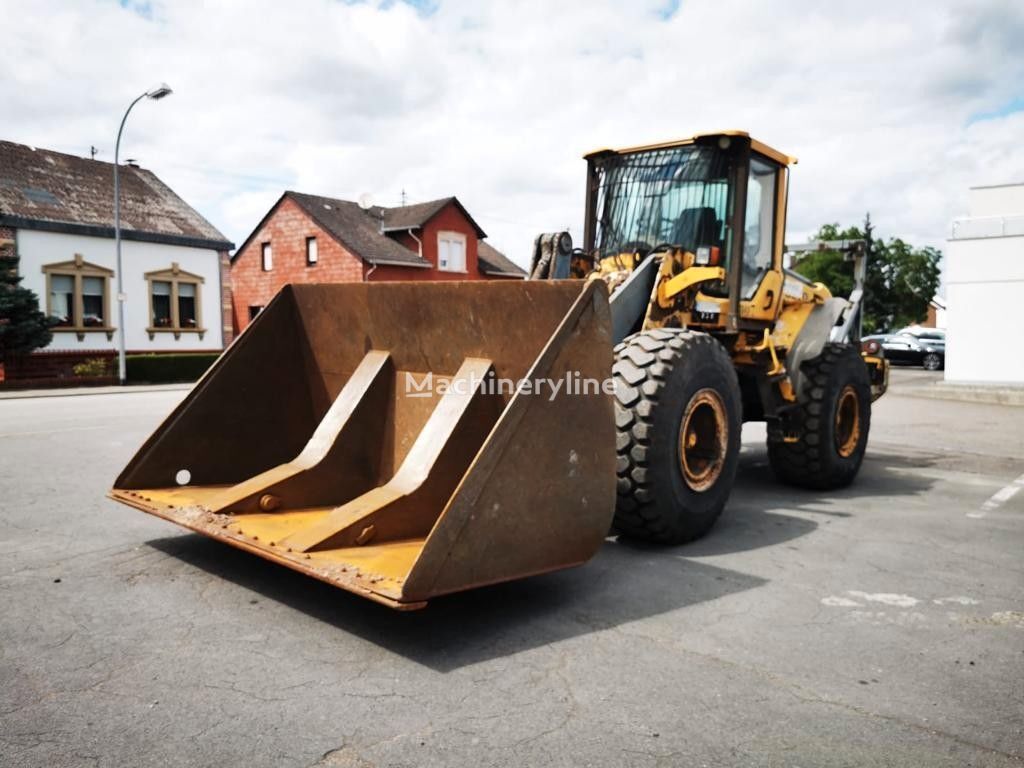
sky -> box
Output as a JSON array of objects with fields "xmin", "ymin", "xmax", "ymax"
[{"xmin": 2, "ymin": 0, "xmax": 1024, "ymax": 270}]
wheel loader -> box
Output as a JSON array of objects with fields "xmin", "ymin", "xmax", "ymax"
[{"xmin": 109, "ymin": 131, "xmax": 887, "ymax": 609}]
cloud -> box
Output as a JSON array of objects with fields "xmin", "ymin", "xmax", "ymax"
[{"xmin": 2, "ymin": 0, "xmax": 1022, "ymax": 264}]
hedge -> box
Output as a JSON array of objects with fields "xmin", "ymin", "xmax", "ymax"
[{"xmin": 126, "ymin": 353, "xmax": 220, "ymax": 384}]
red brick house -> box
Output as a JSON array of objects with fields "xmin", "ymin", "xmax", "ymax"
[{"xmin": 230, "ymin": 192, "xmax": 525, "ymax": 333}]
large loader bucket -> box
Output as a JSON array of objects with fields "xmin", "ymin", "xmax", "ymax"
[{"xmin": 110, "ymin": 280, "xmax": 615, "ymax": 609}]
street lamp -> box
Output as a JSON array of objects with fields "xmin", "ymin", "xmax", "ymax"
[{"xmin": 113, "ymin": 83, "xmax": 172, "ymax": 385}]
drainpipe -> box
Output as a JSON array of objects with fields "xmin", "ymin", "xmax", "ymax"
[
  {"xmin": 364, "ymin": 227, "xmax": 422, "ymax": 282},
  {"xmin": 406, "ymin": 228, "xmax": 423, "ymax": 259}
]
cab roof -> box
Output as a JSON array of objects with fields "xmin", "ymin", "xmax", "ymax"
[{"xmin": 584, "ymin": 130, "xmax": 797, "ymax": 166}]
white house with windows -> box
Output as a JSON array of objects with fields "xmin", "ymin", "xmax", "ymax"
[
  {"xmin": 0, "ymin": 140, "xmax": 233, "ymax": 363},
  {"xmin": 946, "ymin": 182, "xmax": 1024, "ymax": 384}
]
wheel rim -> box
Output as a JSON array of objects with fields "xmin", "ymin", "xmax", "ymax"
[
  {"xmin": 834, "ymin": 385, "xmax": 861, "ymax": 458},
  {"xmin": 924, "ymin": 354, "xmax": 940, "ymax": 370},
  {"xmin": 678, "ymin": 388, "xmax": 728, "ymax": 492}
]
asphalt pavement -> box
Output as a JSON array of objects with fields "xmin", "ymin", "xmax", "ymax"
[{"xmin": 1, "ymin": 368, "xmax": 1022, "ymax": 767}]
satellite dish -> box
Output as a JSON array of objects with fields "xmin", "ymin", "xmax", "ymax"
[{"xmin": 358, "ymin": 193, "xmax": 374, "ymax": 210}]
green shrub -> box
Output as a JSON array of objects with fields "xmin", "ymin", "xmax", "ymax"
[
  {"xmin": 72, "ymin": 357, "xmax": 111, "ymax": 377},
  {"xmin": 126, "ymin": 353, "xmax": 220, "ymax": 384}
]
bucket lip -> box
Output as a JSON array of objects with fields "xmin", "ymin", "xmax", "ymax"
[
  {"xmin": 401, "ymin": 279, "xmax": 612, "ymax": 600},
  {"xmin": 107, "ymin": 487, "xmax": 428, "ymax": 610}
]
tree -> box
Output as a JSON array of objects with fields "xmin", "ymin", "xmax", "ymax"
[
  {"xmin": 793, "ymin": 215, "xmax": 942, "ymax": 334},
  {"xmin": 0, "ymin": 247, "xmax": 53, "ymax": 360}
]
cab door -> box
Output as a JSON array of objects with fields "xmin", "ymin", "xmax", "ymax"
[{"xmin": 739, "ymin": 155, "xmax": 784, "ymax": 323}]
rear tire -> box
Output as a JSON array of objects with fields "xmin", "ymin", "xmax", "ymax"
[
  {"xmin": 768, "ymin": 344, "xmax": 871, "ymax": 490},
  {"xmin": 613, "ymin": 329, "xmax": 742, "ymax": 544}
]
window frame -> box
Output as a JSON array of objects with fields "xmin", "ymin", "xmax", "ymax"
[
  {"xmin": 144, "ymin": 262, "xmax": 206, "ymax": 340},
  {"xmin": 305, "ymin": 236, "xmax": 318, "ymax": 266},
  {"xmin": 740, "ymin": 153, "xmax": 780, "ymax": 300},
  {"xmin": 42, "ymin": 254, "xmax": 115, "ymax": 341},
  {"xmin": 261, "ymin": 241, "xmax": 273, "ymax": 271},
  {"xmin": 437, "ymin": 231, "xmax": 467, "ymax": 273}
]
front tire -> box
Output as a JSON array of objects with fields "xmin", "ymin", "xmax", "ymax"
[
  {"xmin": 613, "ymin": 329, "xmax": 742, "ymax": 544},
  {"xmin": 923, "ymin": 352, "xmax": 942, "ymax": 371},
  {"xmin": 768, "ymin": 344, "xmax": 871, "ymax": 489}
]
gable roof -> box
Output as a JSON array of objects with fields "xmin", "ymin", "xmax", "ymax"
[
  {"xmin": 0, "ymin": 140, "xmax": 233, "ymax": 250},
  {"xmin": 285, "ymin": 192, "xmax": 431, "ymax": 267},
  {"xmin": 380, "ymin": 196, "xmax": 487, "ymax": 238},
  {"xmin": 233, "ymin": 191, "xmax": 494, "ymax": 268},
  {"xmin": 477, "ymin": 241, "xmax": 526, "ymax": 278}
]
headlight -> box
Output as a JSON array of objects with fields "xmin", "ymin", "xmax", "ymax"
[
  {"xmin": 861, "ymin": 339, "xmax": 881, "ymax": 355},
  {"xmin": 694, "ymin": 246, "xmax": 720, "ymax": 266}
]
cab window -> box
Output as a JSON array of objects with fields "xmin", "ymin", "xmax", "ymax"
[{"xmin": 742, "ymin": 157, "xmax": 778, "ymax": 298}]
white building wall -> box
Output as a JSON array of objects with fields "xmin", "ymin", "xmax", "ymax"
[
  {"xmin": 17, "ymin": 229, "xmax": 224, "ymax": 352},
  {"xmin": 969, "ymin": 184, "xmax": 1024, "ymax": 217},
  {"xmin": 946, "ymin": 184, "xmax": 1024, "ymax": 385}
]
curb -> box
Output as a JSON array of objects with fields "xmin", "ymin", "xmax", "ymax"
[
  {"xmin": 894, "ymin": 385, "xmax": 1024, "ymax": 407},
  {"xmin": 0, "ymin": 383, "xmax": 193, "ymax": 400}
]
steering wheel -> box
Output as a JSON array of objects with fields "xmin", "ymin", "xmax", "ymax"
[
  {"xmin": 618, "ymin": 240, "xmax": 653, "ymax": 256},
  {"xmin": 647, "ymin": 243, "xmax": 677, "ymax": 255}
]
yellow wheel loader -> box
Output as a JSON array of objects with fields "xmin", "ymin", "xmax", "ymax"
[
  {"xmin": 531, "ymin": 131, "xmax": 888, "ymax": 542},
  {"xmin": 109, "ymin": 131, "xmax": 887, "ymax": 609}
]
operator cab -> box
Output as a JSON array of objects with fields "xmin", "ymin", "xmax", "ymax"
[{"xmin": 582, "ymin": 131, "xmax": 796, "ymax": 330}]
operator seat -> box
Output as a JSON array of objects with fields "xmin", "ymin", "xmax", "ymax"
[{"xmin": 672, "ymin": 207, "xmax": 721, "ymax": 253}]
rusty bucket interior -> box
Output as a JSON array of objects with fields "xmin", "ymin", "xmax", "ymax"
[{"xmin": 110, "ymin": 280, "xmax": 615, "ymax": 609}]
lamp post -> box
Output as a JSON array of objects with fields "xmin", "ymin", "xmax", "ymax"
[{"xmin": 113, "ymin": 83, "xmax": 172, "ymax": 384}]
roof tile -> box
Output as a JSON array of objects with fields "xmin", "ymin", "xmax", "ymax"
[
  {"xmin": 0, "ymin": 140, "xmax": 232, "ymax": 249},
  {"xmin": 287, "ymin": 192, "xmax": 431, "ymax": 267},
  {"xmin": 477, "ymin": 241, "xmax": 526, "ymax": 277}
]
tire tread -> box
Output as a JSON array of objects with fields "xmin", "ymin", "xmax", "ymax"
[{"xmin": 614, "ymin": 329, "xmax": 739, "ymax": 543}]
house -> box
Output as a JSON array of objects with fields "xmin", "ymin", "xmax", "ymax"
[
  {"xmin": 920, "ymin": 296, "xmax": 946, "ymax": 329},
  {"xmin": 0, "ymin": 140, "xmax": 234, "ymax": 379},
  {"xmin": 946, "ymin": 182, "xmax": 1024, "ymax": 384},
  {"xmin": 230, "ymin": 191, "xmax": 525, "ymax": 333}
]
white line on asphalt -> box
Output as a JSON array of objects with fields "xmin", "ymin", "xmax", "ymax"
[
  {"xmin": 968, "ymin": 472, "xmax": 1024, "ymax": 518},
  {"xmin": 0, "ymin": 424, "xmax": 108, "ymax": 438}
]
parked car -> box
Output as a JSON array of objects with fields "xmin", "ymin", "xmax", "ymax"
[{"xmin": 881, "ymin": 327, "xmax": 945, "ymax": 370}]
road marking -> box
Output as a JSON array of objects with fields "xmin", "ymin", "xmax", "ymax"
[
  {"xmin": 821, "ymin": 591, "xmax": 925, "ymax": 607},
  {"xmin": 846, "ymin": 590, "xmax": 920, "ymax": 607},
  {"xmin": 968, "ymin": 472, "xmax": 1024, "ymax": 518},
  {"xmin": 0, "ymin": 424, "xmax": 107, "ymax": 438},
  {"xmin": 933, "ymin": 596, "xmax": 980, "ymax": 605},
  {"xmin": 821, "ymin": 596, "xmax": 861, "ymax": 607}
]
